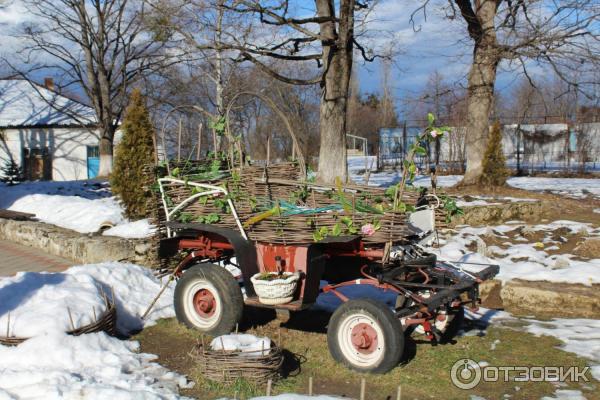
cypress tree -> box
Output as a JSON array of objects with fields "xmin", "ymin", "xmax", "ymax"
[
  {"xmin": 110, "ymin": 89, "xmax": 156, "ymax": 219},
  {"xmin": 479, "ymin": 121, "xmax": 509, "ymax": 187}
]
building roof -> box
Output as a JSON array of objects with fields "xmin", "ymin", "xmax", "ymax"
[{"xmin": 0, "ymin": 79, "xmax": 97, "ymax": 128}]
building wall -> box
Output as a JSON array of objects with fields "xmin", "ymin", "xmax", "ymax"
[{"xmin": 0, "ymin": 126, "xmax": 101, "ymax": 181}]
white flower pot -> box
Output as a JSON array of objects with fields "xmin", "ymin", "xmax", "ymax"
[{"xmin": 250, "ymin": 272, "xmax": 300, "ymax": 305}]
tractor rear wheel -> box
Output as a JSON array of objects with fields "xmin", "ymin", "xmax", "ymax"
[
  {"xmin": 327, "ymin": 299, "xmax": 404, "ymax": 373},
  {"xmin": 174, "ymin": 263, "xmax": 243, "ymax": 336}
]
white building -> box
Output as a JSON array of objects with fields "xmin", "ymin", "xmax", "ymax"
[{"xmin": 0, "ymin": 78, "xmax": 101, "ymax": 181}]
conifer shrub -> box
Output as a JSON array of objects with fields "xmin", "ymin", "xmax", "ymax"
[
  {"xmin": 110, "ymin": 89, "xmax": 156, "ymax": 219},
  {"xmin": 0, "ymin": 158, "xmax": 23, "ymax": 185}
]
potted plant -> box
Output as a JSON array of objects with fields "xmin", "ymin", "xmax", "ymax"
[{"xmin": 250, "ymin": 257, "xmax": 300, "ymax": 305}]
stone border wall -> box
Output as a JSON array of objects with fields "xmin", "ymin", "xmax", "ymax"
[
  {"xmin": 0, "ymin": 218, "xmax": 153, "ymax": 265},
  {"xmin": 480, "ymin": 279, "xmax": 600, "ymax": 319},
  {"xmin": 451, "ymin": 200, "xmax": 549, "ymax": 227}
]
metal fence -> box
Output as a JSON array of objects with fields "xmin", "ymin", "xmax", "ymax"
[{"xmin": 377, "ymin": 122, "xmax": 600, "ymax": 174}]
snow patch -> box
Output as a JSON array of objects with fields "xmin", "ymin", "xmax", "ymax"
[
  {"xmin": 103, "ymin": 219, "xmax": 156, "ymax": 239},
  {"xmin": 541, "ymin": 390, "xmax": 587, "ymax": 400},
  {"xmin": 64, "ymin": 262, "xmax": 175, "ymax": 333},
  {"xmin": 0, "ymin": 262, "xmax": 192, "ymax": 399},
  {"xmin": 0, "ymin": 271, "xmax": 108, "ymax": 337},
  {"xmin": 347, "ymin": 162, "xmax": 600, "ymax": 199},
  {"xmin": 0, "ymin": 331, "xmax": 192, "ymax": 399},
  {"xmin": 211, "ymin": 334, "xmax": 271, "ymax": 355},
  {"xmin": 0, "ymin": 180, "xmax": 155, "ymax": 237},
  {"xmin": 435, "ymin": 222, "xmax": 600, "ymax": 286}
]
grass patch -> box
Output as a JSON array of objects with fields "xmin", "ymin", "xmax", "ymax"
[{"xmin": 135, "ymin": 315, "xmax": 598, "ymax": 400}]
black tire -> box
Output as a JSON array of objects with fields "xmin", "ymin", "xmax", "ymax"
[
  {"xmin": 327, "ymin": 298, "xmax": 404, "ymax": 374},
  {"xmin": 174, "ymin": 263, "xmax": 243, "ymax": 336}
]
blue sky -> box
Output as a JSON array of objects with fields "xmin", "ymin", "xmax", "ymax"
[{"xmin": 0, "ymin": 0, "xmax": 536, "ymax": 111}]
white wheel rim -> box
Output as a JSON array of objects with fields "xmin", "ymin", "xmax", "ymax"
[
  {"xmin": 182, "ymin": 279, "xmax": 222, "ymax": 330},
  {"xmin": 337, "ymin": 312, "xmax": 385, "ymax": 368}
]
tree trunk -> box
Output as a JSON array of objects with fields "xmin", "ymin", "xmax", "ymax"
[
  {"xmin": 460, "ymin": 0, "xmax": 499, "ymax": 185},
  {"xmin": 98, "ymin": 123, "xmax": 116, "ymax": 177},
  {"xmin": 316, "ymin": 0, "xmax": 353, "ymax": 184}
]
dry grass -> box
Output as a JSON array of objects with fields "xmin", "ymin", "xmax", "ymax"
[{"xmin": 136, "ymin": 313, "xmax": 599, "ymax": 400}]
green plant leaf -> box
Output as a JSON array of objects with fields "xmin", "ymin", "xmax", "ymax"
[
  {"xmin": 340, "ymin": 216, "xmax": 352, "ymax": 226},
  {"xmin": 427, "ymin": 113, "xmax": 435, "ymax": 125},
  {"xmin": 332, "ymin": 223, "xmax": 342, "ymax": 236},
  {"xmin": 414, "ymin": 146, "xmax": 427, "ymax": 156}
]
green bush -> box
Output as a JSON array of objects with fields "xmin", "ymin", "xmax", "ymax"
[
  {"xmin": 479, "ymin": 121, "xmax": 509, "ymax": 187},
  {"xmin": 110, "ymin": 89, "xmax": 156, "ymax": 219}
]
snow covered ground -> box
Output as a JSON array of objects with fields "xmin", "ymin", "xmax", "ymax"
[
  {"xmin": 0, "ymin": 180, "xmax": 155, "ymax": 237},
  {"xmin": 0, "ymin": 262, "xmax": 191, "ymax": 399},
  {"xmin": 434, "ymin": 220, "xmax": 600, "ymax": 286},
  {"xmin": 348, "ymin": 156, "xmax": 600, "ymax": 199}
]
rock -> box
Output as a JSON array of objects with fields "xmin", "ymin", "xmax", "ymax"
[
  {"xmin": 551, "ymin": 256, "xmax": 570, "ymax": 269},
  {"xmin": 521, "ymin": 226, "xmax": 537, "ymax": 240},
  {"xmin": 483, "ymin": 227, "xmax": 496, "ymax": 238},
  {"xmin": 135, "ymin": 242, "xmax": 153, "ymax": 255},
  {"xmin": 476, "ymin": 237, "xmax": 487, "ymax": 256},
  {"xmin": 500, "ymin": 280, "xmax": 600, "ymax": 319},
  {"xmin": 574, "ymin": 237, "xmax": 600, "ymax": 259}
]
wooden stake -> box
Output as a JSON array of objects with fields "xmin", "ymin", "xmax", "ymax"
[
  {"xmin": 67, "ymin": 306, "xmax": 76, "ymax": 331},
  {"xmin": 266, "ymin": 379, "xmax": 272, "ymax": 396},
  {"xmin": 396, "ymin": 385, "xmax": 402, "ymax": 400},
  {"xmin": 212, "ymin": 128, "xmax": 218, "ymax": 157},
  {"xmin": 92, "ymin": 306, "xmax": 97, "ymax": 322},
  {"xmin": 141, "ymin": 275, "xmax": 174, "ymax": 320},
  {"xmin": 360, "ymin": 378, "xmax": 366, "ymax": 400},
  {"xmin": 308, "ymin": 376, "xmax": 313, "ymax": 396},
  {"xmin": 220, "ymin": 336, "xmax": 226, "ymax": 353},
  {"xmin": 177, "ymin": 117, "xmax": 182, "ymax": 161},
  {"xmin": 266, "ymin": 135, "xmax": 271, "ymax": 167},
  {"xmin": 235, "ymin": 323, "xmax": 239, "ymax": 334},
  {"xmin": 6, "ymin": 312, "xmax": 10, "ymax": 338},
  {"xmin": 197, "ymin": 122, "xmax": 203, "ymax": 159}
]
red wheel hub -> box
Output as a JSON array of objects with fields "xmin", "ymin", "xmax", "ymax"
[
  {"xmin": 193, "ymin": 288, "xmax": 216, "ymax": 317},
  {"xmin": 351, "ymin": 323, "xmax": 378, "ymax": 354}
]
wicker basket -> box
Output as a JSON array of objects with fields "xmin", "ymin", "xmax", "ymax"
[
  {"xmin": 191, "ymin": 342, "xmax": 284, "ymax": 384},
  {"xmin": 250, "ymin": 272, "xmax": 300, "ymax": 305}
]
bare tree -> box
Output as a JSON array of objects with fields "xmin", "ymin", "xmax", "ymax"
[
  {"xmin": 413, "ymin": 0, "xmax": 600, "ymax": 184},
  {"xmin": 10, "ymin": 0, "xmax": 174, "ymax": 176},
  {"xmin": 156, "ymin": 0, "xmax": 387, "ymax": 183}
]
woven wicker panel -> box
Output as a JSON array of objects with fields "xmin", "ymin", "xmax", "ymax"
[
  {"xmin": 151, "ymin": 161, "xmax": 450, "ymax": 246},
  {"xmin": 0, "ymin": 299, "xmax": 117, "ymax": 346},
  {"xmin": 191, "ymin": 344, "xmax": 284, "ymax": 385}
]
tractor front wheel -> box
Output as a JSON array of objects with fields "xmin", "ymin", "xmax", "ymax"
[
  {"xmin": 174, "ymin": 263, "xmax": 243, "ymax": 336},
  {"xmin": 327, "ymin": 299, "xmax": 404, "ymax": 374}
]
